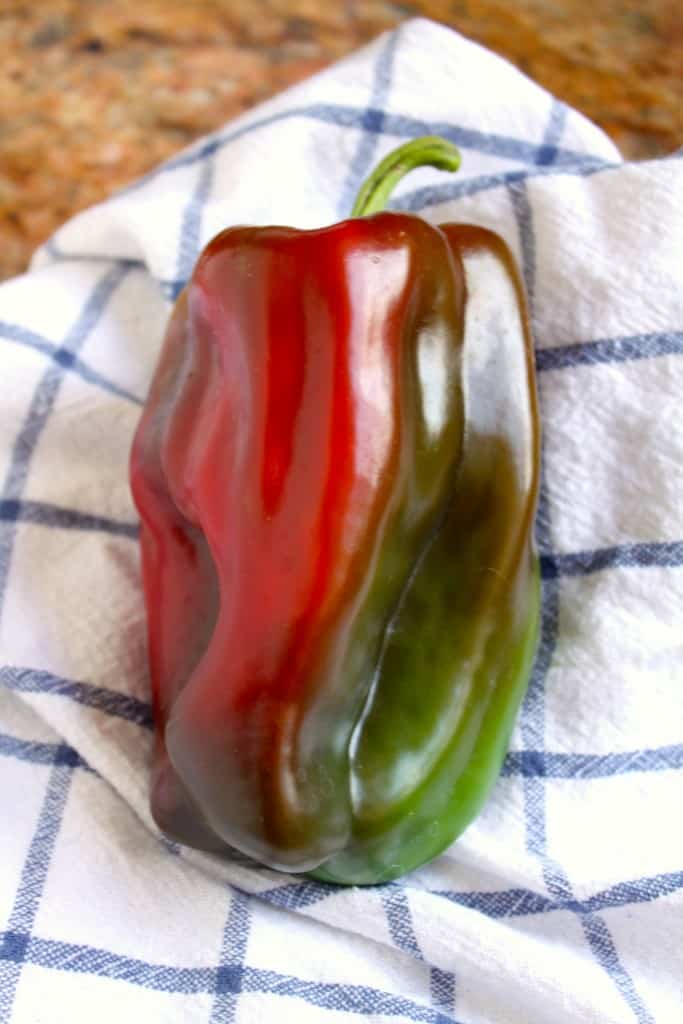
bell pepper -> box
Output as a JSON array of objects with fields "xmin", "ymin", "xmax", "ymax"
[{"xmin": 130, "ymin": 138, "xmax": 541, "ymax": 886}]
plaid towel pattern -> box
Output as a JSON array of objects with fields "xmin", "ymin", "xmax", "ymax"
[{"xmin": 1, "ymin": 18, "xmax": 682, "ymax": 1024}]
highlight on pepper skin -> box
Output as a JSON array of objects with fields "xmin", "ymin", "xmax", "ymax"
[{"xmin": 129, "ymin": 139, "xmax": 541, "ymax": 885}]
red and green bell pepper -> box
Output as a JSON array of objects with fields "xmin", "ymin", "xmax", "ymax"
[{"xmin": 130, "ymin": 138, "xmax": 541, "ymax": 885}]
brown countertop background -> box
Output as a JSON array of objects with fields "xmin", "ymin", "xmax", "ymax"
[{"xmin": 1, "ymin": 0, "xmax": 681, "ymax": 282}]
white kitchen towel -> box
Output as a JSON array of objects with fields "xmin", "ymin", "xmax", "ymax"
[{"xmin": 1, "ymin": 17, "xmax": 681, "ymax": 1024}]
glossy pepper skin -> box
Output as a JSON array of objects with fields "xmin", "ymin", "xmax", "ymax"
[{"xmin": 130, "ymin": 139, "xmax": 540, "ymax": 885}]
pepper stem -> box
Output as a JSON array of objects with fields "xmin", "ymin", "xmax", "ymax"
[{"xmin": 350, "ymin": 136, "xmax": 462, "ymax": 217}]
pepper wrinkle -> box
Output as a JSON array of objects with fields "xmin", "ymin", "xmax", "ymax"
[{"xmin": 130, "ymin": 139, "xmax": 540, "ymax": 885}]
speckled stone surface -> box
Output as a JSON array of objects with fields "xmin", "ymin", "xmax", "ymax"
[{"xmin": 1, "ymin": 0, "xmax": 681, "ymax": 280}]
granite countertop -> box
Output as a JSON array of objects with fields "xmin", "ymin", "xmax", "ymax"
[{"xmin": 1, "ymin": 0, "xmax": 681, "ymax": 281}]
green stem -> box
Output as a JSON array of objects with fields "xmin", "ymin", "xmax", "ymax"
[{"xmin": 350, "ymin": 137, "xmax": 462, "ymax": 218}]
